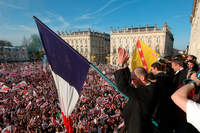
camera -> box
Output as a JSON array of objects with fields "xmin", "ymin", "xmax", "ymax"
[
  {"xmin": 183, "ymin": 71, "xmax": 200, "ymax": 94},
  {"xmin": 197, "ymin": 71, "xmax": 200, "ymax": 80}
]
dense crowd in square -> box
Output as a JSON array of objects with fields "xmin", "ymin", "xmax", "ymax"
[
  {"xmin": 0, "ymin": 62, "xmax": 126, "ymax": 132},
  {"xmin": 0, "ymin": 54, "xmax": 200, "ymax": 132}
]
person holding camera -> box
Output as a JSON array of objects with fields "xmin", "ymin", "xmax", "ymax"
[{"xmin": 171, "ymin": 72, "xmax": 200, "ymax": 132}]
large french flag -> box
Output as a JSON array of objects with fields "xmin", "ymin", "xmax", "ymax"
[{"xmin": 33, "ymin": 16, "xmax": 90, "ymax": 132}]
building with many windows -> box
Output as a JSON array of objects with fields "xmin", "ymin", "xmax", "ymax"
[
  {"xmin": 59, "ymin": 29, "xmax": 110, "ymax": 64},
  {"xmin": 110, "ymin": 22, "xmax": 174, "ymax": 65},
  {"xmin": 188, "ymin": 0, "xmax": 200, "ymax": 63},
  {"xmin": 0, "ymin": 44, "xmax": 28, "ymax": 62}
]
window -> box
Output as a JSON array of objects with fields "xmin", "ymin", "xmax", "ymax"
[
  {"xmin": 120, "ymin": 38, "xmax": 122, "ymax": 44},
  {"xmin": 133, "ymin": 38, "xmax": 136, "ymax": 44},
  {"xmin": 155, "ymin": 45, "xmax": 160, "ymax": 54},
  {"xmin": 141, "ymin": 37, "xmax": 144, "ymax": 42},
  {"xmin": 157, "ymin": 37, "xmax": 160, "ymax": 43},
  {"xmin": 113, "ymin": 45, "xmax": 116, "ymax": 53},
  {"xmin": 125, "ymin": 45, "xmax": 129, "ymax": 50},
  {"xmin": 112, "ymin": 38, "xmax": 115, "ymax": 44},
  {"xmin": 80, "ymin": 45, "xmax": 83, "ymax": 52},
  {"xmin": 130, "ymin": 48, "xmax": 134, "ymax": 55},
  {"xmin": 126, "ymin": 38, "xmax": 130, "ymax": 44},
  {"xmin": 148, "ymin": 37, "xmax": 152, "ymax": 44},
  {"xmin": 85, "ymin": 45, "xmax": 88, "ymax": 52}
]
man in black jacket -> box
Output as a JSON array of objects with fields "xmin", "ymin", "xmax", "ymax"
[
  {"xmin": 114, "ymin": 48, "xmax": 158, "ymax": 133},
  {"xmin": 151, "ymin": 62, "xmax": 174, "ymax": 133},
  {"xmin": 170, "ymin": 58, "xmax": 198, "ymax": 133},
  {"xmin": 171, "ymin": 58, "xmax": 187, "ymax": 90}
]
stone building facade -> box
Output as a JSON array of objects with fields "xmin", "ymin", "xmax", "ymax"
[
  {"xmin": 59, "ymin": 29, "xmax": 110, "ymax": 64},
  {"xmin": 188, "ymin": 0, "xmax": 200, "ymax": 63},
  {"xmin": 173, "ymin": 48, "xmax": 185, "ymax": 55},
  {"xmin": 110, "ymin": 23, "xmax": 174, "ymax": 65},
  {"xmin": 0, "ymin": 44, "xmax": 28, "ymax": 62}
]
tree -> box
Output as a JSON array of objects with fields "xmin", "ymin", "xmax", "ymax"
[
  {"xmin": 26, "ymin": 34, "xmax": 44, "ymax": 60},
  {"xmin": 0, "ymin": 40, "xmax": 12, "ymax": 47},
  {"xmin": 21, "ymin": 36, "xmax": 29, "ymax": 47}
]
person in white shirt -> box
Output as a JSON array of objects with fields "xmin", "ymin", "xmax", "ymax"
[{"xmin": 171, "ymin": 72, "xmax": 200, "ymax": 132}]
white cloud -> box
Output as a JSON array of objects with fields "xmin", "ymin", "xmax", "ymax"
[
  {"xmin": 93, "ymin": 0, "xmax": 117, "ymax": 14},
  {"xmin": 57, "ymin": 16, "xmax": 70, "ymax": 28},
  {"xmin": 24, "ymin": 11, "xmax": 71, "ymax": 32},
  {"xmin": 44, "ymin": 11, "xmax": 71, "ymax": 30},
  {"xmin": 73, "ymin": 24, "xmax": 91, "ymax": 29},
  {"xmin": 19, "ymin": 25, "xmax": 37, "ymax": 33},
  {"xmin": 75, "ymin": 0, "xmax": 137, "ymax": 21},
  {"xmin": 0, "ymin": 1, "xmax": 24, "ymax": 10},
  {"xmin": 0, "ymin": 11, "xmax": 70, "ymax": 46},
  {"xmin": 77, "ymin": 14, "xmax": 92, "ymax": 20},
  {"xmin": 75, "ymin": 0, "xmax": 118, "ymax": 21},
  {"xmin": 103, "ymin": 0, "xmax": 136, "ymax": 16},
  {"xmin": 42, "ymin": 18, "xmax": 52, "ymax": 23},
  {"xmin": 173, "ymin": 14, "xmax": 189, "ymax": 19},
  {"xmin": 0, "ymin": 33, "xmax": 29, "ymax": 46},
  {"xmin": 0, "ymin": 23, "xmax": 37, "ymax": 46},
  {"xmin": 2, "ymin": 24, "xmax": 37, "ymax": 33},
  {"xmin": 45, "ymin": 11, "xmax": 58, "ymax": 18},
  {"xmin": 24, "ymin": 12, "xmax": 52, "ymax": 24}
]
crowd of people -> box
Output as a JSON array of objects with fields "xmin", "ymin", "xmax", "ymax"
[
  {"xmin": 114, "ymin": 49, "xmax": 200, "ymax": 133},
  {"xmin": 0, "ymin": 62, "xmax": 127, "ymax": 132},
  {"xmin": 0, "ymin": 53, "xmax": 200, "ymax": 132},
  {"xmin": 0, "ymin": 62, "xmax": 65, "ymax": 132},
  {"xmin": 71, "ymin": 65, "xmax": 127, "ymax": 132}
]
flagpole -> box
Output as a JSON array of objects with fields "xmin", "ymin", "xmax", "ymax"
[
  {"xmin": 34, "ymin": 16, "xmax": 158, "ymax": 127},
  {"xmin": 89, "ymin": 64, "xmax": 129, "ymax": 100},
  {"xmin": 33, "ymin": 16, "xmax": 129, "ymax": 100}
]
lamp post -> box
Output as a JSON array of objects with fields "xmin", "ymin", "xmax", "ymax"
[
  {"xmin": 106, "ymin": 55, "xmax": 110, "ymax": 65},
  {"xmin": 91, "ymin": 55, "xmax": 95, "ymax": 63}
]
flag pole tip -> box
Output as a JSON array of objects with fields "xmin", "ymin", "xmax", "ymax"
[{"xmin": 33, "ymin": 16, "xmax": 38, "ymax": 20}]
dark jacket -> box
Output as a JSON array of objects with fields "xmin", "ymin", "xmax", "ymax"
[
  {"xmin": 114, "ymin": 67, "xmax": 158, "ymax": 133},
  {"xmin": 172, "ymin": 69, "xmax": 187, "ymax": 90},
  {"xmin": 172, "ymin": 69, "xmax": 188, "ymax": 128},
  {"xmin": 154, "ymin": 72, "xmax": 174, "ymax": 132}
]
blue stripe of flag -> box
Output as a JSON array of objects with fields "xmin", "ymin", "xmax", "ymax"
[{"xmin": 33, "ymin": 16, "xmax": 90, "ymax": 94}]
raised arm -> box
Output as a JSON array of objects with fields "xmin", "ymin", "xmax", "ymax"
[{"xmin": 114, "ymin": 48, "xmax": 134, "ymax": 97}]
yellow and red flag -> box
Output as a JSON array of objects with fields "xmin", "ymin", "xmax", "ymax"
[{"xmin": 131, "ymin": 40, "xmax": 160, "ymax": 72}]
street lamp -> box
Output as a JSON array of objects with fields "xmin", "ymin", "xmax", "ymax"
[{"xmin": 106, "ymin": 55, "xmax": 110, "ymax": 64}]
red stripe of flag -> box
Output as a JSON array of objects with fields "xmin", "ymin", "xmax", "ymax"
[{"xmin": 137, "ymin": 40, "xmax": 148, "ymax": 72}]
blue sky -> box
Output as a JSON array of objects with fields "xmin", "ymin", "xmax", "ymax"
[{"xmin": 0, "ymin": 0, "xmax": 193, "ymax": 50}]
